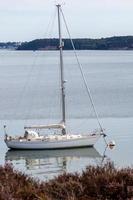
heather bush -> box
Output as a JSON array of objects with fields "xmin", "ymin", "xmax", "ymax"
[
  {"xmin": 0, "ymin": 162, "xmax": 132, "ymax": 200},
  {"xmin": 0, "ymin": 163, "xmax": 47, "ymax": 200}
]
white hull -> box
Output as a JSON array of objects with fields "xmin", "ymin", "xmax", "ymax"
[{"xmin": 5, "ymin": 134, "xmax": 101, "ymax": 150}]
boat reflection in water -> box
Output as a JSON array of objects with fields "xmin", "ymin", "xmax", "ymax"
[{"xmin": 5, "ymin": 147, "xmax": 102, "ymax": 181}]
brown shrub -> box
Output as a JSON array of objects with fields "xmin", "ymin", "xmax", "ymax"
[{"xmin": 0, "ymin": 162, "xmax": 133, "ymax": 200}]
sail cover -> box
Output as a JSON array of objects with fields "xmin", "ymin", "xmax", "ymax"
[{"xmin": 24, "ymin": 123, "xmax": 65, "ymax": 130}]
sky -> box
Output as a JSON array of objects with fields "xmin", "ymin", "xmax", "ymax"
[{"xmin": 0, "ymin": 0, "xmax": 133, "ymax": 42}]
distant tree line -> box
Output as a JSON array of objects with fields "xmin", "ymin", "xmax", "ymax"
[
  {"xmin": 0, "ymin": 42, "xmax": 19, "ymax": 49},
  {"xmin": 1, "ymin": 36, "xmax": 133, "ymax": 50},
  {"xmin": 17, "ymin": 36, "xmax": 133, "ymax": 50}
]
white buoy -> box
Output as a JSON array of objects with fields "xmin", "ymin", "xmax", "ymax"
[{"xmin": 108, "ymin": 140, "xmax": 116, "ymax": 149}]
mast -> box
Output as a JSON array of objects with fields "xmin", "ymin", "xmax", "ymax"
[{"xmin": 57, "ymin": 4, "xmax": 66, "ymax": 134}]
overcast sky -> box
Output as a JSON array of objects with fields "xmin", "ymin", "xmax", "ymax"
[{"xmin": 0, "ymin": 0, "xmax": 133, "ymax": 42}]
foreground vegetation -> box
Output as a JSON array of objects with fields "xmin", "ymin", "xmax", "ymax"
[{"xmin": 0, "ymin": 163, "xmax": 133, "ymax": 200}]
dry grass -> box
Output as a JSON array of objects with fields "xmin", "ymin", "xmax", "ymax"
[{"xmin": 0, "ymin": 162, "xmax": 133, "ymax": 200}]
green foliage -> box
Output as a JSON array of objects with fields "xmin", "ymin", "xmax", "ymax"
[{"xmin": 17, "ymin": 36, "xmax": 133, "ymax": 50}]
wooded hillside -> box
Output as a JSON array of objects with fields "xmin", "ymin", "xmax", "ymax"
[{"xmin": 17, "ymin": 36, "xmax": 133, "ymax": 50}]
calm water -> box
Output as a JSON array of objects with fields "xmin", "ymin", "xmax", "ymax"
[{"xmin": 0, "ymin": 50, "xmax": 133, "ymax": 180}]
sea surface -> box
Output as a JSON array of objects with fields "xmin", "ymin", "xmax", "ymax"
[{"xmin": 0, "ymin": 50, "xmax": 133, "ymax": 181}]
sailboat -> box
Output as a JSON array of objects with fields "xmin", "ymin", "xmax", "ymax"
[{"xmin": 4, "ymin": 4, "xmax": 105, "ymax": 150}]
